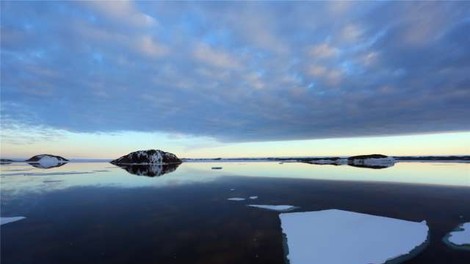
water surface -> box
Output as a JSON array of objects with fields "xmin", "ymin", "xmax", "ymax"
[{"xmin": 1, "ymin": 162, "xmax": 469, "ymax": 264}]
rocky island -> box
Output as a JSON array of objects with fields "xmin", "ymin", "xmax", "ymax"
[
  {"xmin": 0, "ymin": 159, "xmax": 15, "ymax": 164},
  {"xmin": 110, "ymin": 149, "xmax": 182, "ymax": 165},
  {"xmin": 347, "ymin": 154, "xmax": 396, "ymax": 169},
  {"xmin": 300, "ymin": 154, "xmax": 396, "ymax": 169},
  {"xmin": 26, "ymin": 154, "xmax": 69, "ymax": 169},
  {"xmin": 110, "ymin": 149, "xmax": 182, "ymax": 177}
]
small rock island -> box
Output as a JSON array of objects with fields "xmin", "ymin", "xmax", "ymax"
[
  {"xmin": 347, "ymin": 154, "xmax": 396, "ymax": 169},
  {"xmin": 110, "ymin": 149, "xmax": 182, "ymax": 165},
  {"xmin": 110, "ymin": 149, "xmax": 182, "ymax": 177},
  {"xmin": 301, "ymin": 154, "xmax": 396, "ymax": 169},
  {"xmin": 26, "ymin": 154, "xmax": 69, "ymax": 169}
]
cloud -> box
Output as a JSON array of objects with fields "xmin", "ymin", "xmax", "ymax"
[
  {"xmin": 135, "ymin": 35, "xmax": 168, "ymax": 57},
  {"xmin": 1, "ymin": 1, "xmax": 469, "ymax": 143},
  {"xmin": 193, "ymin": 43, "xmax": 241, "ymax": 69},
  {"xmin": 81, "ymin": 0, "xmax": 156, "ymax": 28},
  {"xmin": 309, "ymin": 43, "xmax": 339, "ymax": 59}
]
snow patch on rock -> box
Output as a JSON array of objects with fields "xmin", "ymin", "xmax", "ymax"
[{"xmin": 37, "ymin": 156, "xmax": 62, "ymax": 166}]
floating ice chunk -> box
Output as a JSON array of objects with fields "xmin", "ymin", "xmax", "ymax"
[
  {"xmin": 444, "ymin": 222, "xmax": 470, "ymax": 250},
  {"xmin": 249, "ymin": 196, "xmax": 258, "ymax": 200},
  {"xmin": 227, "ymin": 197, "xmax": 245, "ymax": 201},
  {"xmin": 248, "ymin": 204, "xmax": 296, "ymax": 212},
  {"xmin": 1, "ymin": 216, "xmax": 26, "ymax": 226},
  {"xmin": 279, "ymin": 209, "xmax": 428, "ymax": 264}
]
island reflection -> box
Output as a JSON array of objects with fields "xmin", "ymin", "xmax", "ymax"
[
  {"xmin": 112, "ymin": 163, "xmax": 181, "ymax": 177},
  {"xmin": 28, "ymin": 162, "xmax": 68, "ymax": 169}
]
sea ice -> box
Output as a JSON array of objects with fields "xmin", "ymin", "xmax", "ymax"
[
  {"xmin": 1, "ymin": 216, "xmax": 26, "ymax": 226},
  {"xmin": 248, "ymin": 204, "xmax": 296, "ymax": 212},
  {"xmin": 227, "ymin": 197, "xmax": 245, "ymax": 201},
  {"xmin": 279, "ymin": 209, "xmax": 428, "ymax": 264},
  {"xmin": 444, "ymin": 222, "xmax": 470, "ymax": 250}
]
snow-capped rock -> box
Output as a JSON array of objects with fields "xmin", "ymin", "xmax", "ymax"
[
  {"xmin": 347, "ymin": 154, "xmax": 395, "ymax": 169},
  {"xmin": 110, "ymin": 149, "xmax": 182, "ymax": 165},
  {"xmin": 26, "ymin": 154, "xmax": 68, "ymax": 169}
]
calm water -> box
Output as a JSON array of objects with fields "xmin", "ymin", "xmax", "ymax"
[{"xmin": 1, "ymin": 161, "xmax": 469, "ymax": 264}]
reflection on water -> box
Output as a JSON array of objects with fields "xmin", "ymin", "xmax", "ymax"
[
  {"xmin": 0, "ymin": 161, "xmax": 469, "ymax": 264},
  {"xmin": 28, "ymin": 162, "xmax": 68, "ymax": 169},
  {"xmin": 113, "ymin": 163, "xmax": 181, "ymax": 177},
  {"xmin": 347, "ymin": 163, "xmax": 392, "ymax": 169},
  {"xmin": 1, "ymin": 162, "xmax": 469, "ymax": 199}
]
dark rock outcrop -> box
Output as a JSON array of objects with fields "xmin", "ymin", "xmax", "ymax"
[{"xmin": 110, "ymin": 149, "xmax": 182, "ymax": 165}]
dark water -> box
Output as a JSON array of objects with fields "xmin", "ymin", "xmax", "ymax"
[{"xmin": 1, "ymin": 162, "xmax": 469, "ymax": 264}]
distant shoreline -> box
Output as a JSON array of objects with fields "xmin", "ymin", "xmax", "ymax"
[{"xmin": 2, "ymin": 156, "xmax": 469, "ymax": 164}]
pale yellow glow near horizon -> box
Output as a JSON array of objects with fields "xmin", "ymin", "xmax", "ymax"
[{"xmin": 1, "ymin": 130, "xmax": 469, "ymax": 159}]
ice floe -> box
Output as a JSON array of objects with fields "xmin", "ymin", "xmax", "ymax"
[
  {"xmin": 444, "ymin": 222, "xmax": 470, "ymax": 250},
  {"xmin": 279, "ymin": 209, "xmax": 429, "ymax": 264},
  {"xmin": 248, "ymin": 204, "xmax": 296, "ymax": 212},
  {"xmin": 1, "ymin": 216, "xmax": 26, "ymax": 226},
  {"xmin": 227, "ymin": 197, "xmax": 245, "ymax": 201}
]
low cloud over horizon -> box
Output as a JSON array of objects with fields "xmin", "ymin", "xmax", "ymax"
[{"xmin": 1, "ymin": 1, "xmax": 469, "ymax": 143}]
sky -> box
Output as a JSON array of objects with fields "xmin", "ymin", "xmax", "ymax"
[{"xmin": 1, "ymin": 1, "xmax": 469, "ymax": 159}]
